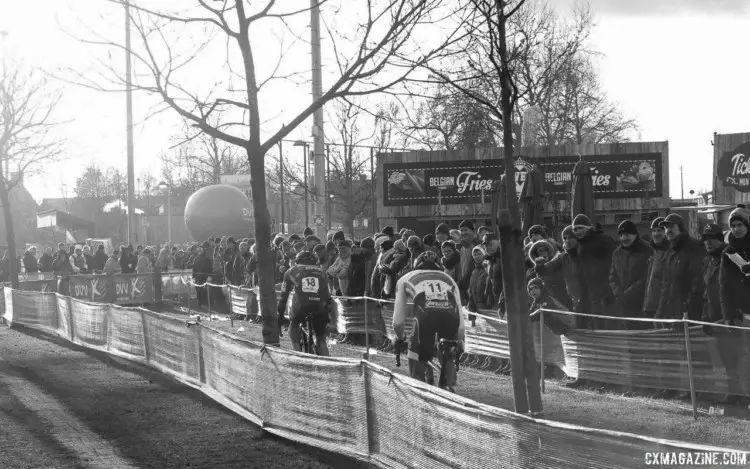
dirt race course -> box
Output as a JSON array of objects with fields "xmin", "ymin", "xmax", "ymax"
[{"xmin": 0, "ymin": 326, "xmax": 368, "ymax": 469}]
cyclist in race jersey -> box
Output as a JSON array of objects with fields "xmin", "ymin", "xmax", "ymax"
[
  {"xmin": 277, "ymin": 251, "xmax": 332, "ymax": 356},
  {"xmin": 393, "ymin": 251, "xmax": 465, "ymax": 387}
]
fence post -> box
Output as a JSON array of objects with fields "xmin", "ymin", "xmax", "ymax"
[
  {"xmin": 682, "ymin": 313, "xmax": 697, "ymax": 420},
  {"xmin": 539, "ymin": 310, "xmax": 545, "ymax": 394},
  {"xmin": 207, "ymin": 282, "xmax": 212, "ymax": 321},
  {"xmin": 229, "ymin": 286, "xmax": 234, "ymax": 328},
  {"xmin": 364, "ymin": 297, "xmax": 369, "ymax": 361}
]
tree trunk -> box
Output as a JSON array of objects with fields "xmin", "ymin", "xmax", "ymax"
[
  {"xmin": 247, "ymin": 144, "xmax": 279, "ymax": 345},
  {"xmin": 495, "ymin": 0, "xmax": 543, "ymax": 416},
  {"xmin": 0, "ymin": 182, "xmax": 19, "ymax": 289}
]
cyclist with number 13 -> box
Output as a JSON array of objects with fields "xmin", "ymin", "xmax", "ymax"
[
  {"xmin": 277, "ymin": 251, "xmax": 332, "ymax": 356},
  {"xmin": 392, "ymin": 251, "xmax": 465, "ymax": 390}
]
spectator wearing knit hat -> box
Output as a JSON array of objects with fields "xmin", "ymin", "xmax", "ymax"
[
  {"xmin": 643, "ymin": 217, "xmax": 669, "ymax": 320},
  {"xmin": 570, "ymin": 213, "xmax": 617, "ymax": 329},
  {"xmin": 359, "ymin": 237, "xmax": 377, "ymax": 296},
  {"xmin": 440, "ymin": 240, "xmax": 461, "ymax": 285},
  {"xmin": 381, "ymin": 226, "xmax": 395, "ymax": 240},
  {"xmin": 303, "ymin": 227, "xmax": 314, "ymax": 237},
  {"xmin": 467, "ymin": 245, "xmax": 491, "ymax": 326},
  {"xmin": 332, "ymin": 230, "xmax": 346, "ymax": 244},
  {"xmin": 535, "ymin": 226, "xmax": 583, "ymax": 323},
  {"xmin": 529, "ymin": 237, "xmax": 571, "ymax": 310},
  {"xmin": 371, "ymin": 236, "xmax": 390, "ymax": 296},
  {"xmin": 422, "ymin": 234, "xmax": 438, "ymax": 254},
  {"xmin": 609, "ymin": 220, "xmax": 653, "ymax": 330},
  {"xmin": 719, "ymin": 205, "xmax": 750, "ymax": 326},
  {"xmin": 435, "ymin": 223, "xmax": 450, "ymax": 244},
  {"xmin": 657, "ymin": 213, "xmax": 704, "ymax": 323},
  {"xmin": 457, "ymin": 219, "xmax": 479, "ymax": 302},
  {"xmin": 305, "ymin": 235, "xmax": 321, "ymax": 251}
]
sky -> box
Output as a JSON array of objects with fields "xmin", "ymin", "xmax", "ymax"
[{"xmin": 2, "ymin": 0, "xmax": 750, "ymax": 202}]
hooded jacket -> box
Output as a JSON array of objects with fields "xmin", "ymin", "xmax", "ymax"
[
  {"xmin": 22, "ymin": 251, "xmax": 38, "ymax": 273},
  {"xmin": 535, "ymin": 242, "xmax": 583, "ymax": 312},
  {"xmin": 657, "ymin": 233, "xmax": 704, "ymax": 321},
  {"xmin": 39, "ymin": 253, "xmax": 54, "ymax": 273},
  {"xmin": 702, "ymin": 240, "xmax": 726, "ymax": 323},
  {"xmin": 609, "ymin": 237, "xmax": 653, "ymax": 316},
  {"xmin": 467, "ymin": 259, "xmax": 491, "ymax": 312},
  {"xmin": 643, "ymin": 238, "xmax": 670, "ymax": 313},
  {"xmin": 93, "ymin": 250, "xmax": 109, "ymax": 272},
  {"xmin": 458, "ymin": 237, "xmax": 479, "ymax": 293},
  {"xmin": 529, "ymin": 240, "xmax": 570, "ymax": 308},
  {"xmin": 719, "ymin": 232, "xmax": 750, "ymax": 322}
]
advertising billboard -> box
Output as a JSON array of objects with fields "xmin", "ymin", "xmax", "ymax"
[
  {"xmin": 382, "ymin": 153, "xmax": 662, "ymax": 206},
  {"xmin": 717, "ymin": 142, "xmax": 750, "ymax": 192}
]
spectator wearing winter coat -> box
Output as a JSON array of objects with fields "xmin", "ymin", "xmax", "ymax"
[
  {"xmin": 440, "ymin": 240, "xmax": 461, "ymax": 284},
  {"xmin": 155, "ymin": 247, "xmax": 174, "ymax": 273},
  {"xmin": 457, "ymin": 219, "xmax": 479, "ymax": 300},
  {"xmin": 609, "ymin": 220, "xmax": 653, "ymax": 330},
  {"xmin": 135, "ymin": 249, "xmax": 154, "ymax": 274},
  {"xmin": 643, "ymin": 217, "xmax": 669, "ymax": 320},
  {"xmin": 711, "ymin": 213, "xmax": 750, "ymax": 407},
  {"xmin": 701, "ymin": 224, "xmax": 726, "ymax": 324},
  {"xmin": 467, "ymin": 245, "xmax": 491, "ymax": 326},
  {"xmin": 402, "ymin": 235, "xmax": 424, "ymax": 278},
  {"xmin": 52, "ymin": 248, "xmax": 73, "ymax": 277},
  {"xmin": 192, "ymin": 242, "xmax": 214, "ymax": 307},
  {"xmin": 449, "ymin": 229, "xmax": 462, "ymax": 245},
  {"xmin": 23, "ymin": 247, "xmax": 38, "ymax": 274},
  {"xmin": 527, "ymin": 277, "xmax": 573, "ymax": 335},
  {"xmin": 435, "ymin": 223, "xmax": 450, "ymax": 244},
  {"xmin": 719, "ymin": 205, "xmax": 750, "ymax": 325},
  {"xmin": 359, "ymin": 236, "xmax": 376, "ymax": 296},
  {"xmin": 120, "ymin": 246, "xmax": 137, "ymax": 274},
  {"xmin": 230, "ymin": 242, "xmax": 251, "ymax": 286},
  {"xmin": 39, "ymin": 247, "xmax": 54, "ymax": 273},
  {"xmin": 93, "ymin": 245, "xmax": 108, "ymax": 272},
  {"xmin": 482, "ymin": 233, "xmax": 504, "ymax": 312},
  {"xmin": 527, "ymin": 225, "xmax": 560, "ymax": 253},
  {"xmin": 383, "ymin": 239, "xmax": 409, "ymax": 294},
  {"xmin": 372, "ymin": 238, "xmax": 393, "ymax": 297},
  {"xmin": 69, "ymin": 245, "xmax": 87, "ymax": 274},
  {"xmin": 422, "ymin": 234, "xmax": 439, "ymax": 255},
  {"xmin": 657, "ymin": 213, "xmax": 704, "ymax": 323},
  {"xmin": 82, "ymin": 245, "xmax": 95, "ymax": 274},
  {"xmin": 529, "ymin": 239, "xmax": 570, "ymax": 309},
  {"xmin": 571, "ymin": 214, "xmax": 617, "ymax": 330},
  {"xmin": 328, "ymin": 240, "xmax": 353, "ymax": 296},
  {"xmin": 381, "ymin": 225, "xmax": 396, "ymax": 241},
  {"xmin": 104, "ymin": 250, "xmax": 122, "ymax": 274},
  {"xmin": 535, "ymin": 226, "xmax": 583, "ymax": 323}
]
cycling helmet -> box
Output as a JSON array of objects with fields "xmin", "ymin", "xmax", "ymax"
[
  {"xmin": 295, "ymin": 250, "xmax": 319, "ymax": 265},
  {"xmin": 413, "ymin": 251, "xmax": 441, "ymax": 271}
]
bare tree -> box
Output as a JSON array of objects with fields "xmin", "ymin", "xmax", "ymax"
[
  {"xmin": 74, "ymin": 0, "xmax": 469, "ymax": 345},
  {"xmin": 0, "ymin": 59, "xmax": 62, "ymax": 288}
]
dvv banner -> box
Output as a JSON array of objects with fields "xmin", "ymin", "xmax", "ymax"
[
  {"xmin": 69, "ymin": 273, "xmax": 155, "ymax": 304},
  {"xmin": 382, "ymin": 153, "xmax": 662, "ymax": 206}
]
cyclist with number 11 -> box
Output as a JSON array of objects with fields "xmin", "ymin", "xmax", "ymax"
[
  {"xmin": 277, "ymin": 251, "xmax": 332, "ymax": 356},
  {"xmin": 392, "ymin": 251, "xmax": 465, "ymax": 390}
]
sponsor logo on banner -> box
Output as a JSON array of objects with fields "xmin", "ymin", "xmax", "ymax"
[
  {"xmin": 718, "ymin": 142, "xmax": 750, "ymax": 192},
  {"xmin": 514, "ymin": 157, "xmax": 535, "ymax": 197},
  {"xmin": 68, "ymin": 274, "xmax": 154, "ymax": 304},
  {"xmin": 70, "ymin": 276, "xmax": 108, "ymax": 302},
  {"xmin": 113, "ymin": 275, "xmax": 150, "ymax": 303}
]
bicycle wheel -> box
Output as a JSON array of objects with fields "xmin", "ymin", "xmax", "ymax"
[
  {"xmin": 299, "ymin": 326, "xmax": 308, "ymax": 353},
  {"xmin": 307, "ymin": 318, "xmax": 318, "ymax": 355}
]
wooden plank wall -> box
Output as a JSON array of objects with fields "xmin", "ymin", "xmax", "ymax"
[
  {"xmin": 377, "ymin": 142, "xmax": 670, "ymax": 222},
  {"xmin": 713, "ymin": 132, "xmax": 750, "ymax": 205}
]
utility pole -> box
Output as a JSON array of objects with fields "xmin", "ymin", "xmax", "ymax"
[
  {"xmin": 310, "ymin": 0, "xmax": 326, "ymax": 238},
  {"xmin": 680, "ymin": 165, "xmax": 684, "ymax": 202},
  {"xmin": 279, "ymin": 139, "xmax": 285, "ymax": 234},
  {"xmin": 125, "ymin": 0, "xmax": 136, "ymax": 246}
]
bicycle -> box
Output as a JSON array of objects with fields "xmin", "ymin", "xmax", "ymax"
[
  {"xmin": 298, "ymin": 312, "xmax": 318, "ymax": 355},
  {"xmin": 394, "ymin": 338, "xmax": 461, "ymax": 392}
]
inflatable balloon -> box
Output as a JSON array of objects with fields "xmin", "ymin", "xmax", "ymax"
[{"xmin": 184, "ymin": 185, "xmax": 254, "ymax": 241}]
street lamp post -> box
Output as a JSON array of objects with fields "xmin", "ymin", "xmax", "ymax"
[
  {"xmin": 278, "ymin": 140, "xmax": 285, "ymax": 233},
  {"xmin": 158, "ymin": 181, "xmax": 172, "ymax": 246},
  {"xmin": 294, "ymin": 141, "xmax": 309, "ymax": 228}
]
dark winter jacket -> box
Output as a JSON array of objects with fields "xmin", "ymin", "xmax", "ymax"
[
  {"xmin": 52, "ymin": 255, "xmax": 73, "ymax": 277},
  {"xmin": 120, "ymin": 253, "xmax": 137, "ymax": 274},
  {"xmin": 22, "ymin": 251, "xmax": 38, "ymax": 273},
  {"xmin": 529, "ymin": 240, "xmax": 570, "ymax": 308},
  {"xmin": 528, "ymin": 291, "xmax": 573, "ymax": 335},
  {"xmin": 536, "ymin": 247, "xmax": 583, "ymax": 312},
  {"xmin": 702, "ymin": 242, "xmax": 725, "ymax": 323},
  {"xmin": 485, "ymin": 252, "xmax": 503, "ymax": 308},
  {"xmin": 192, "ymin": 253, "xmax": 213, "ymax": 283},
  {"xmin": 440, "ymin": 249, "xmax": 461, "ymax": 284},
  {"xmin": 39, "ymin": 253, "xmax": 54, "ymax": 273},
  {"xmin": 83, "ymin": 253, "xmax": 95, "ymax": 274},
  {"xmin": 93, "ymin": 251, "xmax": 108, "ymax": 272},
  {"xmin": 609, "ymin": 238, "xmax": 653, "ymax": 316},
  {"xmin": 458, "ymin": 238, "xmax": 479, "ymax": 293},
  {"xmin": 231, "ymin": 252, "xmax": 251, "ymax": 286},
  {"xmin": 576, "ymin": 229, "xmax": 617, "ymax": 308},
  {"xmin": 643, "ymin": 238, "xmax": 670, "ymax": 314},
  {"xmin": 719, "ymin": 233, "xmax": 750, "ymax": 322},
  {"xmin": 657, "ymin": 233, "xmax": 704, "ymax": 321},
  {"xmin": 467, "ymin": 262, "xmax": 491, "ymax": 312}
]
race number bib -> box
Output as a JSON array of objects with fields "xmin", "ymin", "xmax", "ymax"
[
  {"xmin": 415, "ymin": 279, "xmax": 450, "ymax": 301},
  {"xmin": 301, "ymin": 277, "xmax": 319, "ymax": 293}
]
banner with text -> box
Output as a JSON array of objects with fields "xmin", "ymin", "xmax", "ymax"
[
  {"xmin": 69, "ymin": 274, "xmax": 155, "ymax": 304},
  {"xmin": 382, "ymin": 153, "xmax": 663, "ymax": 206}
]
